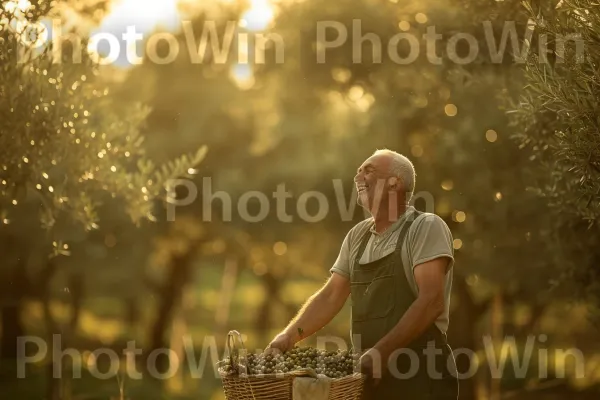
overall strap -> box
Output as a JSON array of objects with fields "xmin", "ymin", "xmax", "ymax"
[
  {"xmin": 354, "ymin": 223, "xmax": 373, "ymax": 264},
  {"xmin": 394, "ymin": 210, "xmax": 423, "ymax": 254}
]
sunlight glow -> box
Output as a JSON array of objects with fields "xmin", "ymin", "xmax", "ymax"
[
  {"xmin": 2, "ymin": 1, "xmax": 49, "ymax": 49},
  {"xmin": 241, "ymin": 0, "xmax": 275, "ymax": 31},
  {"xmin": 98, "ymin": 0, "xmax": 182, "ymax": 36},
  {"xmin": 89, "ymin": 0, "xmax": 183, "ymax": 68},
  {"xmin": 3, "ymin": 0, "xmax": 31, "ymax": 13},
  {"xmin": 346, "ymin": 85, "xmax": 375, "ymax": 112},
  {"xmin": 230, "ymin": 63, "xmax": 255, "ymax": 90}
]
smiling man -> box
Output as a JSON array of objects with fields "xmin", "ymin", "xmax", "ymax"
[{"xmin": 266, "ymin": 149, "xmax": 459, "ymax": 399}]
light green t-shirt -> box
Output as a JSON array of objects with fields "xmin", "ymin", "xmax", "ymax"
[{"xmin": 329, "ymin": 206, "xmax": 454, "ymax": 333}]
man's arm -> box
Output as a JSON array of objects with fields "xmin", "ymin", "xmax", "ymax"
[
  {"xmin": 372, "ymin": 257, "xmax": 449, "ymax": 358},
  {"xmin": 267, "ymin": 272, "xmax": 350, "ymax": 351}
]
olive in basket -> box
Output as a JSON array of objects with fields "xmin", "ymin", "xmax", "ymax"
[{"xmin": 242, "ymin": 346, "xmax": 360, "ymax": 378}]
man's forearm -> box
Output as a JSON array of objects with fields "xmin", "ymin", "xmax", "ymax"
[
  {"xmin": 374, "ymin": 297, "xmax": 443, "ymax": 358},
  {"xmin": 283, "ymin": 289, "xmax": 345, "ymax": 344}
]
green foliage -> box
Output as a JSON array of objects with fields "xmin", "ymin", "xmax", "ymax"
[
  {"xmin": 509, "ymin": 0, "xmax": 600, "ymax": 308},
  {"xmin": 513, "ymin": 0, "xmax": 600, "ymax": 221},
  {"xmin": 0, "ymin": 2, "xmax": 206, "ymax": 240}
]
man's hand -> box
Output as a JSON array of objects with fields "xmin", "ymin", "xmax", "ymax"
[
  {"xmin": 358, "ymin": 348, "xmax": 384, "ymax": 387},
  {"xmin": 264, "ymin": 332, "xmax": 295, "ymax": 356},
  {"xmin": 264, "ymin": 274, "xmax": 350, "ymax": 357}
]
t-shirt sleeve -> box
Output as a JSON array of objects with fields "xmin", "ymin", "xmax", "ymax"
[
  {"xmin": 409, "ymin": 214, "xmax": 454, "ymax": 273},
  {"xmin": 329, "ymin": 231, "xmax": 351, "ymax": 279}
]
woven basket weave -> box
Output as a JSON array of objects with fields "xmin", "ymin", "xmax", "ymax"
[{"xmin": 218, "ymin": 331, "xmax": 366, "ymax": 400}]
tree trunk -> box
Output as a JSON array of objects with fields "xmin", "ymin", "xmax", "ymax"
[
  {"xmin": 0, "ymin": 303, "xmax": 25, "ymax": 358},
  {"xmin": 490, "ymin": 291, "xmax": 504, "ymax": 400},
  {"xmin": 215, "ymin": 257, "xmax": 239, "ymax": 338},
  {"xmin": 45, "ymin": 360, "xmax": 60, "ymax": 400},
  {"xmin": 68, "ymin": 273, "xmax": 84, "ymax": 332},
  {"xmin": 256, "ymin": 272, "xmax": 280, "ymax": 342},
  {"xmin": 148, "ymin": 250, "xmax": 195, "ymax": 372},
  {"xmin": 125, "ymin": 296, "xmax": 139, "ymax": 337},
  {"xmin": 1, "ymin": 260, "xmax": 29, "ymax": 359},
  {"xmin": 166, "ymin": 305, "xmax": 188, "ymax": 395},
  {"xmin": 450, "ymin": 276, "xmax": 489, "ymax": 400},
  {"xmin": 40, "ymin": 258, "xmax": 61, "ymax": 400}
]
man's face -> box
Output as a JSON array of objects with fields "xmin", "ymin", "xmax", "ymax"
[{"xmin": 354, "ymin": 154, "xmax": 393, "ymax": 212}]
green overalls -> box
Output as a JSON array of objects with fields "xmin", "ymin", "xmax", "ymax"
[{"xmin": 350, "ymin": 212, "xmax": 459, "ymax": 399}]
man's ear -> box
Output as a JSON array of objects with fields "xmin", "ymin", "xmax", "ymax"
[{"xmin": 388, "ymin": 176, "xmax": 398, "ymax": 189}]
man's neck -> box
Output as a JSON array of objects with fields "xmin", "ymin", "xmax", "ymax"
[{"xmin": 372, "ymin": 202, "xmax": 409, "ymax": 234}]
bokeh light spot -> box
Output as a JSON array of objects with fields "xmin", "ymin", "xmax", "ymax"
[{"xmin": 445, "ymin": 104, "xmax": 458, "ymax": 117}]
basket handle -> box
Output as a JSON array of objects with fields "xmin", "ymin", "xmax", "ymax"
[
  {"xmin": 224, "ymin": 330, "xmax": 257, "ymax": 400},
  {"xmin": 226, "ymin": 330, "xmax": 248, "ymax": 375}
]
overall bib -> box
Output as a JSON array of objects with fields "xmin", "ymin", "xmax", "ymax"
[{"xmin": 350, "ymin": 212, "xmax": 459, "ymax": 399}]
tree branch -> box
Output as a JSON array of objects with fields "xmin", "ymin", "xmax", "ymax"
[{"xmin": 517, "ymin": 303, "xmax": 547, "ymax": 336}]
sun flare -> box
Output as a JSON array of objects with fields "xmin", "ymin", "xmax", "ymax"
[
  {"xmin": 241, "ymin": 0, "xmax": 275, "ymax": 31},
  {"xmin": 98, "ymin": 0, "xmax": 182, "ymax": 35}
]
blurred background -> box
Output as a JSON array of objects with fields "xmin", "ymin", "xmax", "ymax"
[{"xmin": 1, "ymin": 0, "xmax": 599, "ymax": 399}]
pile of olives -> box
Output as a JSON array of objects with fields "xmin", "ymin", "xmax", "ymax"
[{"xmin": 221, "ymin": 346, "xmax": 361, "ymax": 378}]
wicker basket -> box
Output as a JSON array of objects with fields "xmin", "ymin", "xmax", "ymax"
[{"xmin": 218, "ymin": 330, "xmax": 366, "ymax": 400}]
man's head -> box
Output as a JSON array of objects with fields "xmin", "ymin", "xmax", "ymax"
[{"xmin": 354, "ymin": 149, "xmax": 415, "ymax": 214}]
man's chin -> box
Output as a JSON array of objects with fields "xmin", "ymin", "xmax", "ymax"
[{"xmin": 357, "ymin": 193, "xmax": 370, "ymax": 209}]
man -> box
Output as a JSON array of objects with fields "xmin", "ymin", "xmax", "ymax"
[{"xmin": 266, "ymin": 149, "xmax": 459, "ymax": 399}]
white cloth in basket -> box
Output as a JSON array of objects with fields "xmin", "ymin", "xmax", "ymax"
[{"xmin": 292, "ymin": 374, "xmax": 332, "ymax": 400}]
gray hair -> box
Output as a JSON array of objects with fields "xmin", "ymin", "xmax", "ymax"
[{"xmin": 373, "ymin": 149, "xmax": 416, "ymax": 201}]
